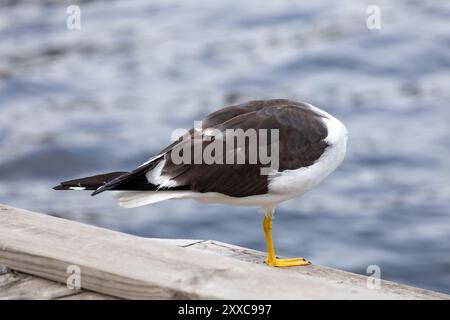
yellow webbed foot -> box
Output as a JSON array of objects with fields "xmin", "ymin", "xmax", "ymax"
[
  {"xmin": 265, "ymin": 257, "xmax": 311, "ymax": 267},
  {"xmin": 262, "ymin": 214, "xmax": 311, "ymax": 268}
]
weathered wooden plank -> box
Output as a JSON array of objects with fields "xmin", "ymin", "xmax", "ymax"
[
  {"xmin": 0, "ymin": 268, "xmax": 77, "ymax": 300},
  {"xmin": 188, "ymin": 240, "xmax": 450, "ymax": 300},
  {"xmin": 0, "ymin": 265, "xmax": 117, "ymax": 300},
  {"xmin": 0, "ymin": 203, "xmax": 448, "ymax": 300},
  {"xmin": 0, "ymin": 266, "xmax": 17, "ymax": 287}
]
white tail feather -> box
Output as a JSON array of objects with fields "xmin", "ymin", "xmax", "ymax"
[{"xmin": 113, "ymin": 191, "xmax": 190, "ymax": 208}]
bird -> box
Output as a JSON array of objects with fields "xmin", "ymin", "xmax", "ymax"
[{"xmin": 54, "ymin": 99, "xmax": 348, "ymax": 267}]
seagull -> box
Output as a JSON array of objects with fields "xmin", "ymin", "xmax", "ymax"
[{"xmin": 54, "ymin": 99, "xmax": 348, "ymax": 267}]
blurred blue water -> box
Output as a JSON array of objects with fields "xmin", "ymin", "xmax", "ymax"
[{"xmin": 0, "ymin": 0, "xmax": 449, "ymax": 294}]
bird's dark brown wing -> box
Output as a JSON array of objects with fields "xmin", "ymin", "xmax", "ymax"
[
  {"xmin": 160, "ymin": 100, "xmax": 329, "ymax": 197},
  {"xmin": 91, "ymin": 99, "xmax": 328, "ymax": 197}
]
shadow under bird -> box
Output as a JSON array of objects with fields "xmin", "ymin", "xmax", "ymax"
[{"xmin": 54, "ymin": 99, "xmax": 348, "ymax": 267}]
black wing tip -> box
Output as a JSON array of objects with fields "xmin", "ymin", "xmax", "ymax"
[{"xmin": 53, "ymin": 184, "xmax": 102, "ymax": 195}]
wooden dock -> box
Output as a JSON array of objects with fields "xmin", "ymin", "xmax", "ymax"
[{"xmin": 0, "ymin": 203, "xmax": 448, "ymax": 300}]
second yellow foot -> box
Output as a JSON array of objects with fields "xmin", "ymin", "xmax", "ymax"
[{"xmin": 265, "ymin": 257, "xmax": 311, "ymax": 267}]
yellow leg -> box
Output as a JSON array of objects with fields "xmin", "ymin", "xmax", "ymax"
[{"xmin": 263, "ymin": 214, "xmax": 310, "ymax": 267}]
